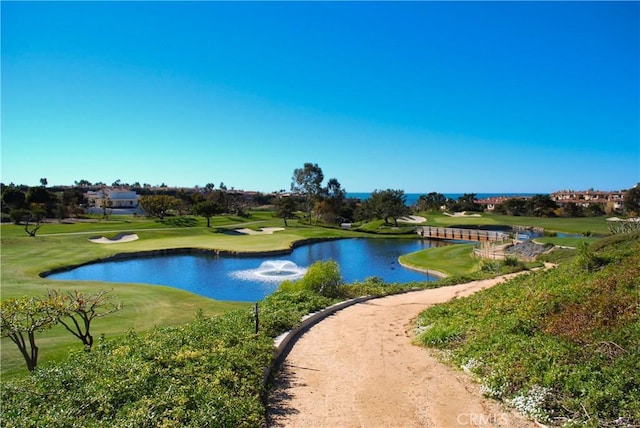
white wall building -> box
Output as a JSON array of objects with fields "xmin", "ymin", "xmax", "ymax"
[{"xmin": 86, "ymin": 189, "xmax": 140, "ymax": 208}]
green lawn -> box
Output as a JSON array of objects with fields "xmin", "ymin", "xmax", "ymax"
[
  {"xmin": 418, "ymin": 212, "xmax": 612, "ymax": 235},
  {"xmin": 1, "ymin": 211, "xmax": 611, "ymax": 377},
  {"xmin": 0, "ymin": 214, "xmax": 361, "ymax": 377},
  {"xmin": 399, "ymin": 243, "xmax": 481, "ymax": 277}
]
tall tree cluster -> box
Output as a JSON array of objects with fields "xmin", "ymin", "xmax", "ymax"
[
  {"xmin": 355, "ymin": 189, "xmax": 410, "ymax": 226},
  {"xmin": 290, "ymin": 163, "xmax": 347, "ymax": 225}
]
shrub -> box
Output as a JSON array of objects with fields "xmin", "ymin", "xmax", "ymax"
[
  {"xmin": 292, "ymin": 260, "xmax": 343, "ymax": 297},
  {"xmin": 0, "ymin": 310, "xmax": 274, "ymax": 427}
]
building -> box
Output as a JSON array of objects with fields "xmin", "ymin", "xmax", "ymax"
[
  {"xmin": 86, "ymin": 188, "xmax": 140, "ymax": 209},
  {"xmin": 475, "ymin": 196, "xmax": 531, "ymax": 211},
  {"xmin": 551, "ymin": 190, "xmax": 626, "ymax": 210}
]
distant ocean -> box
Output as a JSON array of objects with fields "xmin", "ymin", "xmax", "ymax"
[{"xmin": 346, "ymin": 192, "xmax": 541, "ymax": 206}]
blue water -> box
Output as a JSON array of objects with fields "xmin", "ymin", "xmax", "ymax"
[
  {"xmin": 347, "ymin": 192, "xmax": 540, "ymax": 206},
  {"xmin": 48, "ymin": 238, "xmax": 446, "ymax": 302}
]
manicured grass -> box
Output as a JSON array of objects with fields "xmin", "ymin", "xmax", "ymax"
[
  {"xmin": 0, "ymin": 214, "xmax": 361, "ymax": 377},
  {"xmin": 399, "ymin": 243, "xmax": 481, "ymax": 277},
  {"xmin": 418, "ymin": 212, "xmax": 612, "ymax": 235},
  {"xmin": 0, "ymin": 211, "xmax": 611, "ymax": 377}
]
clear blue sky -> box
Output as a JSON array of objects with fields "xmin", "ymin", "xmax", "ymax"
[{"xmin": 2, "ymin": 1, "xmax": 638, "ymax": 193}]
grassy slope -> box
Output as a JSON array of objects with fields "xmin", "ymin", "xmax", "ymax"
[{"xmin": 413, "ymin": 233, "xmax": 640, "ymax": 425}]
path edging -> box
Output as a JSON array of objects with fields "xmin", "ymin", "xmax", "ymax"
[{"xmin": 263, "ymin": 288, "xmax": 424, "ymax": 388}]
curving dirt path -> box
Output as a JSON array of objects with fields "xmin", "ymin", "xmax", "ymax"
[{"xmin": 267, "ymin": 274, "xmax": 537, "ymax": 428}]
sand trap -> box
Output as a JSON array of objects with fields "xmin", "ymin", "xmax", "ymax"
[
  {"xmin": 607, "ymin": 217, "xmax": 640, "ymax": 222},
  {"xmin": 398, "ymin": 215, "xmax": 427, "ymax": 224},
  {"xmin": 89, "ymin": 233, "xmax": 139, "ymax": 244},
  {"xmin": 444, "ymin": 211, "xmax": 482, "ymax": 217},
  {"xmin": 235, "ymin": 227, "xmax": 285, "ymax": 235}
]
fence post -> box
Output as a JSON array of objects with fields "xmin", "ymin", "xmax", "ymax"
[{"xmin": 254, "ymin": 302, "xmax": 259, "ymax": 334}]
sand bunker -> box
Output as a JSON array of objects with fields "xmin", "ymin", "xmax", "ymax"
[
  {"xmin": 607, "ymin": 217, "xmax": 640, "ymax": 222},
  {"xmin": 398, "ymin": 215, "xmax": 427, "ymax": 224},
  {"xmin": 89, "ymin": 233, "xmax": 139, "ymax": 244},
  {"xmin": 235, "ymin": 227, "xmax": 285, "ymax": 235},
  {"xmin": 444, "ymin": 211, "xmax": 482, "ymax": 217}
]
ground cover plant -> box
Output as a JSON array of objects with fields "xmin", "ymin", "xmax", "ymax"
[
  {"xmin": 1, "ymin": 211, "xmax": 603, "ymax": 377},
  {"xmin": 0, "ymin": 260, "xmax": 455, "ymax": 427},
  {"xmin": 1, "ymin": 309, "xmax": 275, "ymax": 427},
  {"xmin": 1, "ymin": 210, "xmax": 622, "ymax": 425},
  {"xmin": 0, "ymin": 213, "xmax": 361, "ymax": 377},
  {"xmin": 413, "ymin": 232, "xmax": 640, "ymax": 426},
  {"xmin": 1, "ymin": 249, "xmax": 539, "ymax": 427}
]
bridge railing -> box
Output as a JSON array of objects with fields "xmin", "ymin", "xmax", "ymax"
[{"xmin": 416, "ymin": 226, "xmax": 509, "ymax": 242}]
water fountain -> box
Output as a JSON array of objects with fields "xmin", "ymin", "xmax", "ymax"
[{"xmin": 230, "ymin": 260, "xmax": 307, "ymax": 283}]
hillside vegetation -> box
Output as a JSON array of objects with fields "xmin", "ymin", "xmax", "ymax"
[
  {"xmin": 1, "ymin": 212, "xmax": 633, "ymax": 426},
  {"xmin": 414, "ymin": 232, "xmax": 640, "ymax": 426}
]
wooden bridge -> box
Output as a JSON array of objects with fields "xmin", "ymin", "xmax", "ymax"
[{"xmin": 415, "ymin": 226, "xmax": 509, "ymax": 242}]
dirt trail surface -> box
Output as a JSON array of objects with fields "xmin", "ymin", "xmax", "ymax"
[{"xmin": 267, "ymin": 274, "xmax": 537, "ymax": 428}]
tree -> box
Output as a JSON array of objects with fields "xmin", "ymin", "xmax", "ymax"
[
  {"xmin": 497, "ymin": 198, "xmax": 528, "ymax": 216},
  {"xmin": 74, "ymin": 179, "xmax": 93, "ymax": 187},
  {"xmin": 39, "ymin": 178, "xmax": 48, "ymax": 187},
  {"xmin": 193, "ymin": 200, "xmax": 223, "ymax": 227},
  {"xmin": 26, "ymin": 186, "xmax": 58, "ymax": 216},
  {"xmin": 416, "ymin": 192, "xmax": 446, "ymax": 212},
  {"xmin": 563, "ymin": 202, "xmax": 584, "ymax": 218},
  {"xmin": 0, "ymin": 296, "xmax": 59, "ymax": 371},
  {"xmin": 454, "ymin": 193, "xmax": 480, "ymax": 212},
  {"xmin": 9, "ymin": 208, "xmax": 30, "ymax": 225},
  {"xmin": 275, "ymin": 196, "xmax": 296, "ymax": 226},
  {"xmin": 321, "ymin": 178, "xmax": 346, "ymax": 224},
  {"xmin": 291, "ymin": 163, "xmax": 324, "ymax": 224},
  {"xmin": 139, "ymin": 195, "xmax": 180, "ymax": 219},
  {"xmin": 99, "ymin": 189, "xmax": 112, "ymax": 219},
  {"xmin": 624, "ymin": 184, "xmax": 640, "ymax": 216},
  {"xmin": 527, "ymin": 194, "xmax": 558, "ymax": 217},
  {"xmin": 22, "ymin": 208, "xmax": 46, "ymax": 237},
  {"xmin": 357, "ymin": 189, "xmax": 409, "ymax": 226},
  {"xmin": 1, "ymin": 186, "xmax": 26, "ymax": 212},
  {"xmin": 227, "ymin": 192, "xmax": 249, "ymax": 217},
  {"xmin": 62, "ymin": 188, "xmax": 87, "ymax": 217},
  {"xmin": 49, "ymin": 290, "xmax": 122, "ymax": 351}
]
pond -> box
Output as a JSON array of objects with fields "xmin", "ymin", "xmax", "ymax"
[{"xmin": 48, "ymin": 238, "xmax": 447, "ymax": 302}]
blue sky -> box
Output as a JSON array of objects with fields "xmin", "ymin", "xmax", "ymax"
[{"xmin": 2, "ymin": 1, "xmax": 638, "ymax": 193}]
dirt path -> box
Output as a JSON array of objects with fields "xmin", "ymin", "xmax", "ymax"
[{"xmin": 267, "ymin": 274, "xmax": 537, "ymax": 428}]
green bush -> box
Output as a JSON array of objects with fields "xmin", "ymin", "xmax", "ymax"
[
  {"xmin": 1, "ymin": 310, "xmax": 273, "ymax": 427},
  {"xmin": 280, "ymin": 260, "xmax": 343, "ymax": 297},
  {"xmin": 259, "ymin": 289, "xmax": 336, "ymax": 337}
]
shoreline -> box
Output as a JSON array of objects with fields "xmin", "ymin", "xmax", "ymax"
[
  {"xmin": 39, "ymin": 237, "xmax": 343, "ymax": 278},
  {"xmin": 398, "ymin": 259, "xmax": 448, "ymax": 279}
]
